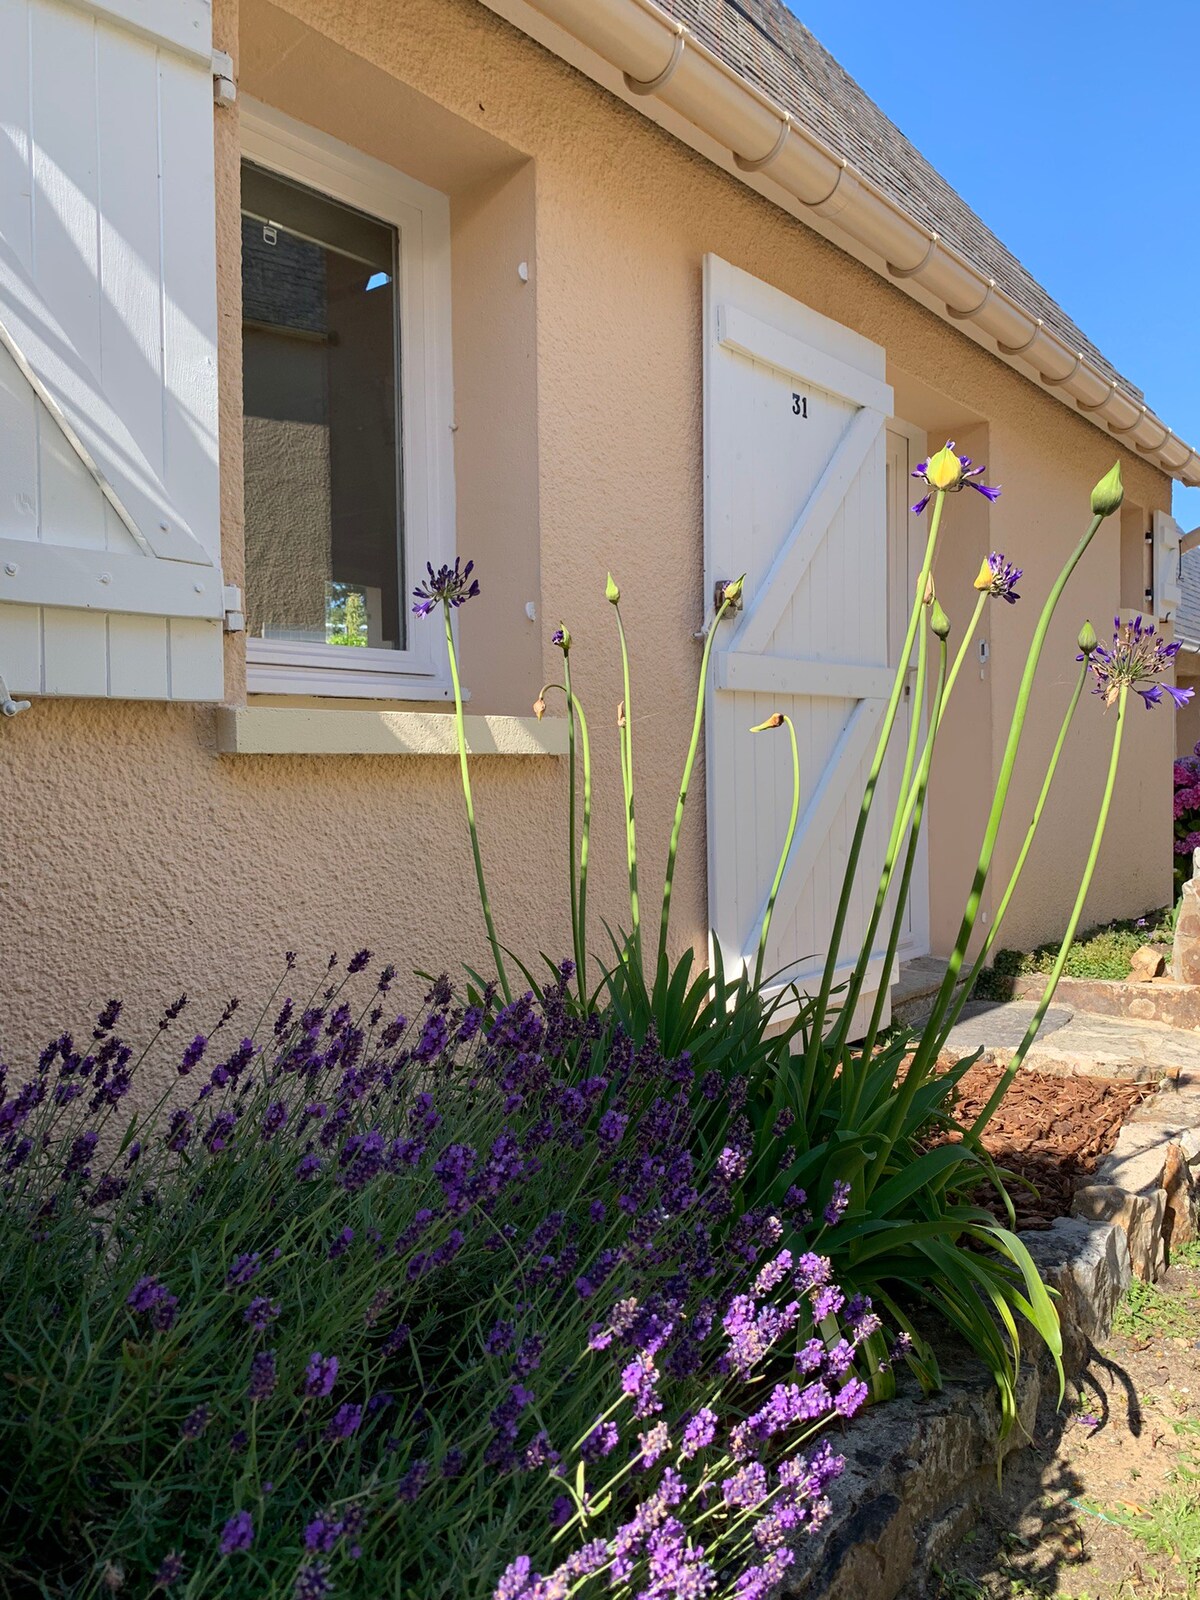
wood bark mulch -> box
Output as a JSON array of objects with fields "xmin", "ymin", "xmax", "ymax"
[{"xmin": 942, "ymin": 1063, "xmax": 1153, "ymax": 1230}]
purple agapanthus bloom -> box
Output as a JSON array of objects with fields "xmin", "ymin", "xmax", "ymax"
[
  {"xmin": 411, "ymin": 558, "xmax": 480, "ymax": 618},
  {"xmin": 304, "ymin": 1351, "xmax": 339, "ymax": 1398},
  {"xmin": 218, "ymin": 1510, "xmax": 254, "ymax": 1555},
  {"xmin": 976, "ymin": 551, "xmax": 1022, "ymax": 604},
  {"xmin": 1085, "ymin": 615, "xmax": 1195, "ymax": 711},
  {"xmin": 911, "ymin": 440, "xmax": 1001, "ymax": 515}
]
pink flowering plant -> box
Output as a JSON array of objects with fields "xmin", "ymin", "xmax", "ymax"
[
  {"xmin": 0, "ymin": 958, "xmax": 882, "ymax": 1597},
  {"xmin": 1174, "ymin": 740, "xmax": 1200, "ymax": 890}
]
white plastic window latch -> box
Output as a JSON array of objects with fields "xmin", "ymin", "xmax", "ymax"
[
  {"xmin": 212, "ymin": 50, "xmax": 236, "ymax": 107},
  {"xmin": 223, "ymin": 585, "xmax": 246, "ymax": 635}
]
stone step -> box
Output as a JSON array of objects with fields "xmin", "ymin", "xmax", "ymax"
[{"xmin": 941, "ymin": 1000, "xmax": 1200, "ymax": 1086}]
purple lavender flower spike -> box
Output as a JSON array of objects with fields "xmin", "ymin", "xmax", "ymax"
[
  {"xmin": 823, "ymin": 1179, "xmax": 852, "ymax": 1226},
  {"xmin": 217, "ymin": 1511, "xmax": 254, "ymax": 1555},
  {"xmin": 411, "ymin": 558, "xmax": 480, "ymax": 617},
  {"xmin": 294, "ymin": 1562, "xmax": 333, "ymax": 1599},
  {"xmin": 247, "ymin": 1349, "xmax": 277, "ymax": 1401},
  {"xmin": 303, "ymin": 1351, "xmax": 339, "ymax": 1398},
  {"xmin": 152, "ymin": 1553, "xmax": 185, "ymax": 1590}
]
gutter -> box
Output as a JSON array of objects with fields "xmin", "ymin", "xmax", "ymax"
[{"xmin": 479, "ymin": 0, "xmax": 1200, "ymax": 488}]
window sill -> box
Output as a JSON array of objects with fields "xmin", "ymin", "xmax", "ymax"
[{"xmin": 215, "ymin": 706, "xmax": 568, "ymax": 757}]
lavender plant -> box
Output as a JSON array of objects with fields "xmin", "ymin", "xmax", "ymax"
[{"xmin": 0, "ymin": 962, "xmax": 878, "ymax": 1598}]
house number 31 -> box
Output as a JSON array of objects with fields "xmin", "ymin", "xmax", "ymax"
[{"xmin": 792, "ymin": 393, "xmax": 809, "ymax": 417}]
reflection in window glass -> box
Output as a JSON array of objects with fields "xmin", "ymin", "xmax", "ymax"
[{"xmin": 240, "ymin": 162, "xmax": 404, "ymax": 652}]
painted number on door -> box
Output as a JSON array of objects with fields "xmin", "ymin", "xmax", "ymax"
[{"xmin": 791, "ymin": 393, "xmax": 809, "ymax": 417}]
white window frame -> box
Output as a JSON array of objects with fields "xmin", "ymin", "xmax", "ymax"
[{"xmin": 240, "ymin": 101, "xmax": 456, "ymax": 699}]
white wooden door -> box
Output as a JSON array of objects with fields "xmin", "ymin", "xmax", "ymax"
[
  {"xmin": 886, "ymin": 419, "xmax": 930, "ymax": 961},
  {"xmin": 703, "ymin": 256, "xmax": 903, "ymax": 1032}
]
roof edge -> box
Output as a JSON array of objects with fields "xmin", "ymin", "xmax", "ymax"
[{"xmin": 478, "ymin": 0, "xmax": 1200, "ymax": 486}]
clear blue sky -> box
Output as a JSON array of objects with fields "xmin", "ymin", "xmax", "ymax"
[{"xmin": 788, "ymin": 0, "xmax": 1200, "ymax": 528}]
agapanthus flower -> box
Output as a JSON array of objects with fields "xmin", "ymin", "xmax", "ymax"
[
  {"xmin": 911, "ymin": 440, "xmax": 1001, "ymax": 515},
  {"xmin": 974, "ymin": 552, "xmax": 1022, "ymax": 604},
  {"xmin": 1085, "ymin": 615, "xmax": 1194, "ymax": 710},
  {"xmin": 411, "ymin": 558, "xmax": 480, "ymax": 618},
  {"xmin": 217, "ymin": 1510, "xmax": 254, "ymax": 1555}
]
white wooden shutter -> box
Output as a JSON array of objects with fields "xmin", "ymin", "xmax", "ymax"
[
  {"xmin": 1153, "ymin": 508, "xmax": 1182, "ymax": 624},
  {"xmin": 0, "ymin": 0, "xmax": 225, "ymax": 701},
  {"xmin": 703, "ymin": 256, "xmax": 898, "ymax": 1033}
]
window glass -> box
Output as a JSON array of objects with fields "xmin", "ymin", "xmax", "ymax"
[{"xmin": 241, "ymin": 162, "xmax": 404, "ymax": 652}]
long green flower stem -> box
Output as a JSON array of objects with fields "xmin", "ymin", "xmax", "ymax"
[
  {"xmin": 657, "ymin": 584, "xmax": 740, "ymax": 973},
  {"xmin": 935, "ymin": 655, "xmax": 1090, "ymax": 1053},
  {"xmin": 538, "ymin": 678, "xmax": 593, "ymax": 1004},
  {"xmin": 801, "ymin": 492, "xmax": 947, "ymax": 1091},
  {"xmin": 826, "ymin": 599, "xmax": 930, "ymax": 1057},
  {"xmin": 612, "ymin": 600, "xmax": 641, "ymax": 973},
  {"xmin": 899, "ymin": 508, "xmax": 1109, "ymax": 1106},
  {"xmin": 563, "ymin": 652, "xmax": 593, "ymax": 1003},
  {"xmin": 832, "ymin": 589, "xmax": 989, "ymax": 1061},
  {"xmin": 751, "ymin": 714, "xmax": 800, "ymax": 992},
  {"xmin": 968, "ymin": 684, "xmax": 1128, "ymax": 1137},
  {"xmin": 443, "ymin": 602, "xmax": 511, "ymax": 1004},
  {"xmin": 860, "ymin": 629, "xmax": 950, "ymax": 1061}
]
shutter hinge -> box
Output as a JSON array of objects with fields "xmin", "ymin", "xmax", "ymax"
[
  {"xmin": 223, "ymin": 584, "xmax": 246, "ymax": 634},
  {"xmin": 0, "ymin": 671, "xmax": 30, "ymax": 718},
  {"xmin": 212, "ymin": 50, "xmax": 236, "ymax": 107}
]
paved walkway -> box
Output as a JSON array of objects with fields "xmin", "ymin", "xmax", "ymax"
[{"xmin": 943, "ymin": 998, "xmax": 1200, "ymax": 1085}]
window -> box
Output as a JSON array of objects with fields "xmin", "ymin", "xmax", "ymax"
[{"xmin": 240, "ymin": 105, "xmax": 454, "ymax": 697}]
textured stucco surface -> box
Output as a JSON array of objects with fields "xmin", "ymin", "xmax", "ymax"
[{"xmin": 0, "ymin": 0, "xmax": 1173, "ymax": 1073}]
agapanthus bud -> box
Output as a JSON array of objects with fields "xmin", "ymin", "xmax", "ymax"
[
  {"xmin": 1077, "ymin": 619, "xmax": 1098, "ymax": 656},
  {"xmin": 605, "ymin": 573, "xmax": 621, "ymax": 605},
  {"xmin": 1090, "ymin": 463, "xmax": 1123, "ymax": 517},
  {"xmin": 924, "ymin": 442, "xmax": 963, "ymax": 491},
  {"xmin": 721, "ymin": 574, "xmax": 746, "ymax": 608},
  {"xmin": 930, "ymin": 601, "xmax": 951, "ymax": 640},
  {"xmin": 551, "ymin": 624, "xmax": 571, "ymax": 654},
  {"xmin": 750, "ymin": 714, "xmax": 786, "ymax": 732},
  {"xmin": 532, "ymin": 695, "xmax": 547, "ymax": 721}
]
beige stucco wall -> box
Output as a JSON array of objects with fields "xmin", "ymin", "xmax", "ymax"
[{"xmin": 0, "ymin": 0, "xmax": 1175, "ymax": 1070}]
